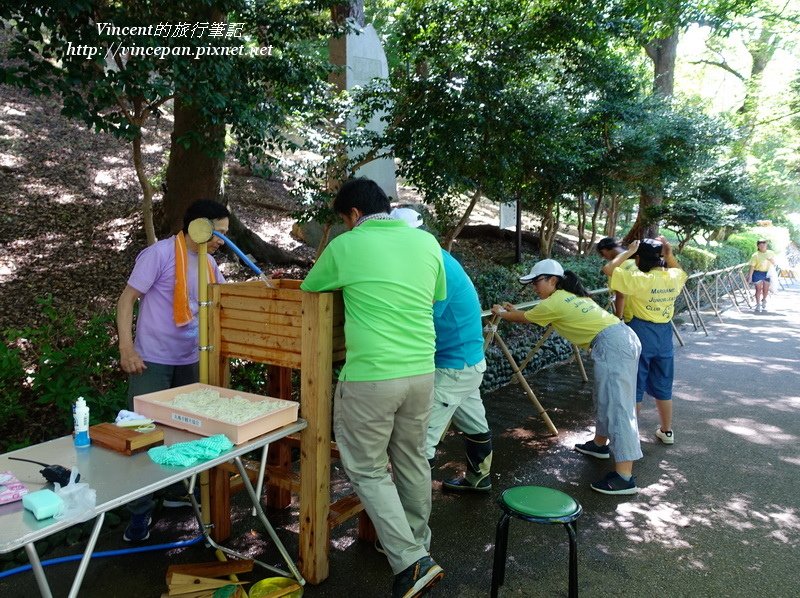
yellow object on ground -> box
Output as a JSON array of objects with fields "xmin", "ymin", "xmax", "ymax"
[{"xmin": 248, "ymin": 577, "xmax": 303, "ymax": 598}]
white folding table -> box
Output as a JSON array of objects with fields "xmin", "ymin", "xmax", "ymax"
[{"xmin": 0, "ymin": 419, "xmax": 307, "ymax": 598}]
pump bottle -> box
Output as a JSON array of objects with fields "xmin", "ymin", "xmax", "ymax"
[{"xmin": 73, "ymin": 396, "xmax": 91, "ymax": 447}]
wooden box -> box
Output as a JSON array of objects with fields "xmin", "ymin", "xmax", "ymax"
[
  {"xmin": 89, "ymin": 423, "xmax": 165, "ymax": 455},
  {"xmin": 208, "ymin": 279, "xmax": 346, "ymax": 371},
  {"xmin": 133, "ymin": 383, "xmax": 299, "ymax": 444}
]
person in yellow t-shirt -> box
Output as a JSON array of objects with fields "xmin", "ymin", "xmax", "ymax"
[
  {"xmin": 604, "ymin": 237, "xmax": 687, "ymax": 448},
  {"xmin": 596, "ymin": 237, "xmax": 638, "ymax": 321},
  {"xmin": 491, "ymin": 259, "xmax": 642, "ymax": 496},
  {"xmin": 746, "ymin": 239, "xmax": 776, "ymax": 312}
]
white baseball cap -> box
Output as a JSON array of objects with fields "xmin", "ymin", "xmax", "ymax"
[
  {"xmin": 519, "ymin": 259, "xmax": 565, "ymax": 283},
  {"xmin": 390, "ymin": 207, "xmax": 424, "ymax": 228}
]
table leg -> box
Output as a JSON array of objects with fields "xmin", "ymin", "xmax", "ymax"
[
  {"xmin": 67, "ymin": 512, "xmax": 105, "ymax": 598},
  {"xmin": 24, "ymin": 543, "xmax": 53, "ymax": 598},
  {"xmin": 233, "ymin": 456, "xmax": 305, "ymax": 586}
]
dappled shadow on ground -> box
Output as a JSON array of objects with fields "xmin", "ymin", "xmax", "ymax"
[{"xmin": 0, "ymin": 85, "xmax": 166, "ymax": 332}]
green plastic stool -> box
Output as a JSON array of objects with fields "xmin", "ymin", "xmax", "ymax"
[{"xmin": 491, "ymin": 486, "xmax": 583, "ymax": 598}]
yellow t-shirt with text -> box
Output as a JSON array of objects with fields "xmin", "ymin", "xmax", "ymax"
[
  {"xmin": 523, "ymin": 290, "xmax": 620, "ymax": 349},
  {"xmin": 609, "ymin": 259, "xmax": 639, "ymax": 323},
  {"xmin": 749, "ymin": 250, "xmax": 775, "ymax": 272},
  {"xmin": 610, "ymin": 267, "xmax": 687, "ymax": 323}
]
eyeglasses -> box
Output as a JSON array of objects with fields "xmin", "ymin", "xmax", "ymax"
[{"xmin": 532, "ymin": 275, "xmax": 550, "ymax": 284}]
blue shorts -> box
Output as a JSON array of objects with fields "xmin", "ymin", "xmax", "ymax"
[
  {"xmin": 752, "ymin": 271, "xmax": 770, "ymax": 284},
  {"xmin": 627, "ymin": 317, "xmax": 674, "ymax": 402}
]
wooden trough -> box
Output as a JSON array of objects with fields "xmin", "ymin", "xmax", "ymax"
[{"xmin": 204, "ymin": 279, "xmax": 361, "ymax": 584}]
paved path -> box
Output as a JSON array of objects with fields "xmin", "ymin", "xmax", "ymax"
[{"xmin": 2, "ymin": 284, "xmax": 798, "ymax": 597}]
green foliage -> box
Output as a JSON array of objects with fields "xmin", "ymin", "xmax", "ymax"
[
  {"xmin": 726, "ymin": 231, "xmax": 762, "ymax": 256},
  {"xmin": 355, "ymin": 0, "xmax": 650, "ymax": 246},
  {"xmin": 558, "ymin": 255, "xmax": 608, "ymax": 292},
  {"xmin": 679, "ymin": 245, "xmax": 717, "ymax": 273},
  {"xmin": 4, "ymin": 298, "xmax": 127, "ymax": 439},
  {"xmin": 657, "ymin": 158, "xmax": 758, "ymax": 248},
  {"xmin": 469, "ymin": 264, "xmax": 529, "ymax": 310},
  {"xmin": 228, "ymin": 359, "xmax": 270, "ymax": 395},
  {"xmin": 1, "ymin": 0, "xmax": 343, "ymax": 226},
  {"xmin": 0, "ymin": 338, "xmax": 25, "ymax": 424},
  {"xmin": 705, "ymin": 243, "xmax": 749, "ymax": 268}
]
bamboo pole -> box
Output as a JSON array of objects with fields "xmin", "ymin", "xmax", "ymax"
[{"xmin": 491, "ymin": 332, "xmax": 558, "ymax": 436}]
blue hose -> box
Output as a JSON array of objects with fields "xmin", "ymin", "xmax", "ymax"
[
  {"xmin": 212, "ymin": 231, "xmax": 263, "ymax": 276},
  {"xmin": 0, "ymin": 534, "xmax": 204, "ymax": 579}
]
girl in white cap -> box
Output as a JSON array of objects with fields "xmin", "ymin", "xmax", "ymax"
[{"xmin": 491, "ymin": 259, "xmax": 642, "ymax": 495}]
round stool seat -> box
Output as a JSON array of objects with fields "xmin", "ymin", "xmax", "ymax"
[{"xmin": 500, "ymin": 486, "xmax": 582, "ymax": 523}]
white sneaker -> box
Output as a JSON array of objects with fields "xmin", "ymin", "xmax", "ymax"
[
  {"xmin": 656, "ymin": 427, "xmax": 674, "ymax": 445},
  {"xmin": 754, "ymin": 305, "xmax": 762, "ymax": 313},
  {"xmin": 761, "ymin": 302, "xmax": 767, "ymax": 312}
]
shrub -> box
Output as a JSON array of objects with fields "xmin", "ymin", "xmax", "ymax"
[
  {"xmin": 0, "ymin": 338, "xmax": 25, "ymax": 424},
  {"xmin": 708, "ymin": 243, "xmax": 749, "ymax": 269},
  {"xmin": 559, "ymin": 255, "xmax": 606, "ymax": 291},
  {"xmin": 726, "ymin": 232, "xmax": 762, "ymax": 258},
  {"xmin": 470, "ymin": 264, "xmax": 530, "ymax": 309},
  {"xmin": 679, "ymin": 245, "xmax": 716, "ymax": 273},
  {"xmin": 2, "ymin": 297, "xmax": 127, "ymax": 450}
]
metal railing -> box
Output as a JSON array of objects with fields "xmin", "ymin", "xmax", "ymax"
[{"xmin": 478, "ymin": 262, "xmax": 760, "ymax": 434}]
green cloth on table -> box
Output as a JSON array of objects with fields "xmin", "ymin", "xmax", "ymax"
[{"xmin": 147, "ymin": 434, "xmax": 234, "ymax": 467}]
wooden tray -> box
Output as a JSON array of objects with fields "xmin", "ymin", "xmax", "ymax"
[{"xmin": 89, "ymin": 422, "xmax": 165, "ymax": 455}]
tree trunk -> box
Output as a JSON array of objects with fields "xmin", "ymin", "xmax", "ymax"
[
  {"xmin": 636, "ymin": 29, "xmax": 678, "ymax": 243},
  {"xmin": 624, "ymin": 186, "xmax": 662, "ymax": 243},
  {"xmin": 588, "ymin": 188, "xmax": 603, "ymax": 253},
  {"xmin": 227, "ymin": 212, "xmax": 311, "ymax": 267},
  {"xmin": 644, "ymin": 29, "xmax": 678, "ymax": 96},
  {"xmin": 734, "ymin": 26, "xmax": 779, "ymax": 155},
  {"xmin": 131, "ymin": 130, "xmax": 157, "ymax": 245},
  {"xmin": 604, "ymin": 192, "xmax": 619, "ymax": 237},
  {"xmin": 538, "ymin": 199, "xmax": 558, "ymax": 258},
  {"xmin": 442, "ymin": 188, "xmax": 483, "ymax": 251},
  {"xmin": 575, "ymin": 192, "xmax": 587, "ymax": 256},
  {"xmin": 161, "ymin": 97, "xmax": 226, "ymax": 235}
]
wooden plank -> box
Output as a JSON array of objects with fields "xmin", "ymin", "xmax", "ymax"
[
  {"xmin": 166, "ymin": 560, "xmax": 254, "ymax": 579},
  {"xmin": 276, "ymin": 279, "xmax": 303, "ymax": 290},
  {"xmin": 209, "ymin": 464, "xmax": 231, "ymax": 543},
  {"xmin": 208, "ymin": 285, "xmax": 225, "ymax": 387},
  {"xmin": 220, "ymin": 309, "xmax": 302, "ymax": 328},
  {"xmin": 220, "ymin": 329, "xmax": 301, "ymax": 353},
  {"xmin": 219, "ymin": 295, "xmax": 302, "ymax": 316},
  {"xmin": 219, "ymin": 342, "xmax": 301, "ymax": 369},
  {"xmin": 266, "ymin": 366, "xmax": 293, "ymax": 508},
  {"xmin": 299, "ymin": 290, "xmax": 333, "ymax": 583},
  {"xmin": 167, "ymin": 573, "xmax": 246, "ymax": 588},
  {"xmin": 328, "ymin": 493, "xmax": 365, "ymax": 528},
  {"xmin": 217, "ymin": 282, "xmax": 304, "ymax": 302}
]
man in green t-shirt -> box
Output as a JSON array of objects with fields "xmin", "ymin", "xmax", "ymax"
[{"xmin": 301, "ymin": 178, "xmax": 447, "ymax": 598}]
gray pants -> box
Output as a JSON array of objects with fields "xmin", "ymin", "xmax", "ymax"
[
  {"xmin": 591, "ymin": 323, "xmax": 643, "ymax": 463},
  {"xmin": 334, "ymin": 374, "xmax": 434, "ymax": 574},
  {"xmin": 127, "ymin": 361, "xmax": 199, "ymax": 409},
  {"xmin": 127, "ymin": 361, "xmax": 198, "ymax": 515}
]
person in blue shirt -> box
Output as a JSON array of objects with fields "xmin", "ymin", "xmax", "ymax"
[{"xmin": 391, "ymin": 208, "xmax": 492, "ymax": 493}]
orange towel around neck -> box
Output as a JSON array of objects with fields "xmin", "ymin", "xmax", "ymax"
[{"xmin": 173, "ymin": 231, "xmax": 217, "ymax": 327}]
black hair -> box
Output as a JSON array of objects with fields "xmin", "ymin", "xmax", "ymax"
[
  {"xmin": 182, "ymin": 199, "xmax": 230, "ymax": 233},
  {"xmin": 596, "ymin": 237, "xmax": 619, "ymax": 253},
  {"xmin": 333, "ymin": 178, "xmax": 391, "ymax": 217},
  {"xmin": 635, "ymin": 238, "xmax": 665, "ymax": 272},
  {"xmin": 556, "ymin": 270, "xmax": 590, "ymax": 297}
]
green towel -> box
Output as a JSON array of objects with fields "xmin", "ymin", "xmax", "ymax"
[{"xmin": 148, "ymin": 434, "xmax": 234, "ymax": 467}]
